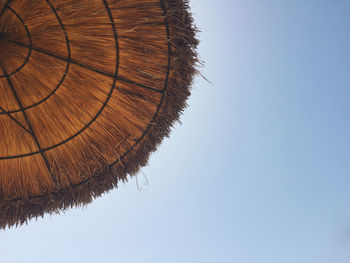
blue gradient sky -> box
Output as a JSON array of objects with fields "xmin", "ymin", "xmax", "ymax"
[{"xmin": 1, "ymin": 1, "xmax": 350, "ymax": 262}]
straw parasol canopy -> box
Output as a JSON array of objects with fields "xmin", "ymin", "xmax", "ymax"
[{"xmin": 0, "ymin": 0, "xmax": 198, "ymax": 228}]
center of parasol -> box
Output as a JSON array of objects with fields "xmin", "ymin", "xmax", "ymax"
[{"xmin": 0, "ymin": 6, "xmax": 31, "ymax": 78}]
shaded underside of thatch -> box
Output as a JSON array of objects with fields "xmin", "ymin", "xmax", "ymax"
[{"xmin": 0, "ymin": 0, "xmax": 198, "ymax": 229}]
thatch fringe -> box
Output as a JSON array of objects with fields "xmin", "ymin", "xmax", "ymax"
[{"xmin": 0, "ymin": 0, "xmax": 198, "ymax": 229}]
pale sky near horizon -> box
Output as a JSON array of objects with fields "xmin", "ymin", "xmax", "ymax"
[{"xmin": 1, "ymin": 1, "xmax": 350, "ymax": 262}]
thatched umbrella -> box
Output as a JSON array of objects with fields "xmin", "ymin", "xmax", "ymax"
[{"xmin": 0, "ymin": 0, "xmax": 198, "ymax": 228}]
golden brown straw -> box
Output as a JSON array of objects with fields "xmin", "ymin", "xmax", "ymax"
[{"xmin": 0, "ymin": 0, "xmax": 198, "ymax": 228}]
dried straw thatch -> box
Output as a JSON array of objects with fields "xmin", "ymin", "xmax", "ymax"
[{"xmin": 0, "ymin": 0, "xmax": 198, "ymax": 228}]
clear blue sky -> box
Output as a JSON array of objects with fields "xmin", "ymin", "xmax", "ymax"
[{"xmin": 1, "ymin": 1, "xmax": 350, "ymax": 262}]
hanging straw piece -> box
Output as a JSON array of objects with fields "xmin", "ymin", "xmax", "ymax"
[{"xmin": 0, "ymin": 0, "xmax": 198, "ymax": 228}]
